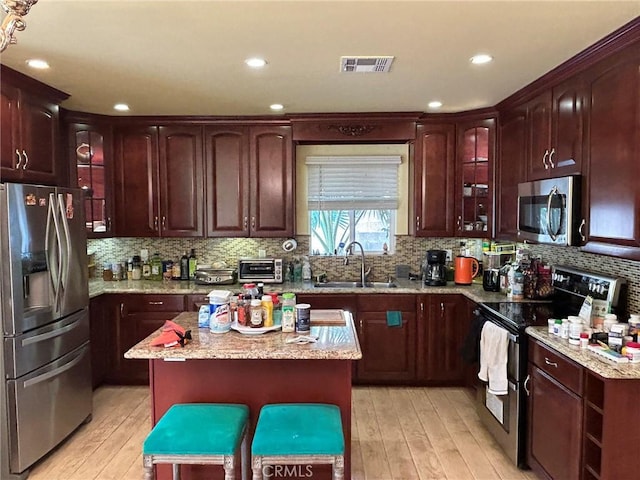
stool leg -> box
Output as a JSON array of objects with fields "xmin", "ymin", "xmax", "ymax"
[
  {"xmin": 223, "ymin": 455, "xmax": 235, "ymax": 480},
  {"xmin": 333, "ymin": 455, "xmax": 345, "ymax": 480},
  {"xmin": 172, "ymin": 463, "xmax": 180, "ymax": 480},
  {"xmin": 143, "ymin": 455, "xmax": 154, "ymax": 480},
  {"xmin": 241, "ymin": 428, "xmax": 249, "ymax": 480},
  {"xmin": 251, "ymin": 456, "xmax": 263, "ymax": 480}
]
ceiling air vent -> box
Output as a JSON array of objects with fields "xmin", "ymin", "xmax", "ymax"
[{"xmin": 340, "ymin": 56, "xmax": 394, "ymax": 73}]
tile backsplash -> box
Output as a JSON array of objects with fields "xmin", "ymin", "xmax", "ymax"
[{"xmin": 88, "ymin": 236, "xmax": 640, "ymax": 314}]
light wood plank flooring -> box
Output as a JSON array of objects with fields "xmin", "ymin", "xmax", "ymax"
[{"xmin": 28, "ymin": 386, "xmax": 539, "ymax": 480}]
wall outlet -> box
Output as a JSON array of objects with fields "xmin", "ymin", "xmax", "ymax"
[{"xmin": 445, "ymin": 249, "xmax": 453, "ymax": 262}]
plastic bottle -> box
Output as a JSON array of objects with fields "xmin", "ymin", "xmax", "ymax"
[
  {"xmin": 180, "ymin": 251, "xmax": 189, "ymax": 280},
  {"xmin": 188, "ymin": 248, "xmax": 197, "ymax": 280},
  {"xmin": 281, "ymin": 293, "xmax": 296, "ymax": 332},
  {"xmin": 150, "ymin": 252, "xmax": 163, "ymax": 281},
  {"xmin": 132, "ymin": 255, "xmax": 142, "ymax": 280},
  {"xmin": 142, "ymin": 258, "xmax": 151, "ymax": 279},
  {"xmin": 261, "ymin": 295, "xmax": 274, "ymax": 327},
  {"xmin": 569, "ymin": 316, "xmax": 582, "ymax": 345},
  {"xmin": 271, "ymin": 293, "xmax": 282, "ymax": 325},
  {"xmin": 302, "ymin": 256, "xmax": 312, "ymax": 281}
]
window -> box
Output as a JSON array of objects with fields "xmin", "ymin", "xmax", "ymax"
[{"xmin": 306, "ymin": 156, "xmax": 401, "ymax": 254}]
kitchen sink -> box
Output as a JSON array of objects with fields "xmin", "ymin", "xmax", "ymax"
[{"xmin": 313, "ymin": 281, "xmax": 397, "ymax": 289}]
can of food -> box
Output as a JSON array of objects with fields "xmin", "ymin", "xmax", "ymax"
[{"xmin": 295, "ymin": 303, "xmax": 311, "ymax": 334}]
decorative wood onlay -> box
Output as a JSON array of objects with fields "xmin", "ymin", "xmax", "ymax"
[{"xmin": 326, "ymin": 124, "xmax": 377, "ymax": 136}]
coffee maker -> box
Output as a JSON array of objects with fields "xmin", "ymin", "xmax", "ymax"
[
  {"xmin": 424, "ymin": 250, "xmax": 448, "ymax": 286},
  {"xmin": 482, "ymin": 252, "xmax": 502, "ymax": 292}
]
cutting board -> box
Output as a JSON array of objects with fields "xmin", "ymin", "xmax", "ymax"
[{"xmin": 310, "ymin": 309, "xmax": 346, "ymax": 326}]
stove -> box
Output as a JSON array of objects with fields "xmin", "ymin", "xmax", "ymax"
[
  {"xmin": 478, "ymin": 302, "xmax": 554, "ymax": 332},
  {"xmin": 474, "ymin": 265, "xmax": 627, "ymax": 469}
]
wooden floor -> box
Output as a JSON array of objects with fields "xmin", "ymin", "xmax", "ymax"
[{"xmin": 29, "ymin": 385, "xmax": 540, "ymax": 480}]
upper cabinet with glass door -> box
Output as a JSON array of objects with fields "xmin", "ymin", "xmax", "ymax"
[
  {"xmin": 68, "ymin": 122, "xmax": 113, "ymax": 237},
  {"xmin": 456, "ymin": 118, "xmax": 495, "ymax": 237}
]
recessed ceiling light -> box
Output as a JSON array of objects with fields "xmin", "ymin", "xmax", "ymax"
[
  {"xmin": 26, "ymin": 59, "xmax": 49, "ymax": 69},
  {"xmin": 245, "ymin": 58, "xmax": 267, "ymax": 68},
  {"xmin": 270, "ymin": 104, "xmax": 284, "ymax": 111},
  {"xmin": 470, "ymin": 54, "xmax": 493, "ymax": 65},
  {"xmin": 428, "ymin": 101, "xmax": 443, "ymax": 109},
  {"xmin": 113, "ymin": 103, "xmax": 130, "ymax": 112}
]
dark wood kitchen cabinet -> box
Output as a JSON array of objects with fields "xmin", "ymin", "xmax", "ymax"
[
  {"xmin": 113, "ymin": 125, "xmax": 204, "ymax": 237},
  {"xmin": 248, "ymin": 125, "xmax": 294, "ymax": 237},
  {"xmin": 526, "ymin": 75, "xmax": 585, "ymax": 181},
  {"xmin": 205, "ymin": 124, "xmax": 293, "ymax": 237},
  {"xmin": 355, "ymin": 294, "xmax": 417, "ymax": 383},
  {"xmin": 455, "ymin": 118, "xmax": 495, "ymax": 236},
  {"xmin": 495, "ymin": 107, "xmax": 527, "ymax": 240},
  {"xmin": 0, "ymin": 67, "xmax": 68, "ymax": 185},
  {"xmin": 412, "ymin": 122, "xmax": 455, "ymax": 237},
  {"xmin": 528, "ymin": 338, "xmax": 640, "ymax": 480},
  {"xmin": 89, "ymin": 295, "xmax": 110, "ymax": 389},
  {"xmin": 418, "ymin": 294, "xmax": 470, "ymax": 384},
  {"xmin": 66, "ymin": 118, "xmax": 114, "ymax": 237},
  {"xmin": 528, "ymin": 340, "xmax": 584, "ymax": 480},
  {"xmin": 106, "ymin": 294, "xmax": 185, "ymax": 384},
  {"xmin": 581, "ymin": 42, "xmax": 640, "ymax": 259}
]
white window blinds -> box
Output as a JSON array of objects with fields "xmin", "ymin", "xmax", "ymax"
[{"xmin": 306, "ymin": 156, "xmax": 401, "ymax": 210}]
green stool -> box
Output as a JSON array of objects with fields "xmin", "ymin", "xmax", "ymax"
[
  {"xmin": 251, "ymin": 403, "xmax": 345, "ymax": 480},
  {"xmin": 143, "ymin": 403, "xmax": 249, "ymax": 480}
]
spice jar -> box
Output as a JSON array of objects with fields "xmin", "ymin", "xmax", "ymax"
[
  {"xmin": 250, "ymin": 299, "xmax": 263, "ymax": 328},
  {"xmin": 102, "ymin": 263, "xmax": 113, "ymax": 281}
]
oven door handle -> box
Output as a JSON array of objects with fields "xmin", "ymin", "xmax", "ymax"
[{"xmin": 485, "ymin": 317, "xmax": 519, "ymax": 343}]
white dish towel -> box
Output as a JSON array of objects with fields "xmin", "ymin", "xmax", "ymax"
[{"xmin": 478, "ymin": 321, "xmax": 509, "ymax": 395}]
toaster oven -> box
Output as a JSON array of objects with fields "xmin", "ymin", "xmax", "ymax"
[{"xmin": 237, "ymin": 258, "xmax": 283, "ymax": 283}]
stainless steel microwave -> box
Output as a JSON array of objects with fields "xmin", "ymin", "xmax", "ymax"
[
  {"xmin": 517, "ymin": 175, "xmax": 581, "ymax": 246},
  {"xmin": 237, "ymin": 258, "xmax": 283, "ymax": 283}
]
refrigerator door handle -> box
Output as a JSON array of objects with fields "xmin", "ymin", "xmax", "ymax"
[
  {"xmin": 46, "ymin": 193, "xmax": 62, "ymax": 313},
  {"xmin": 56, "ymin": 193, "xmax": 73, "ymax": 305},
  {"xmin": 22, "ymin": 347, "xmax": 86, "ymax": 388},
  {"xmin": 21, "ymin": 315, "xmax": 84, "ymax": 346}
]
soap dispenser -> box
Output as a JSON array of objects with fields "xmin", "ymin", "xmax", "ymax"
[{"xmin": 302, "ymin": 256, "xmax": 312, "ymax": 281}]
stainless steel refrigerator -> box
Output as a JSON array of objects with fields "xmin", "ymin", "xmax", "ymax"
[{"xmin": 0, "ymin": 183, "xmax": 92, "ymax": 479}]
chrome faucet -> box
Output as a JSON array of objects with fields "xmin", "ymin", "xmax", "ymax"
[{"xmin": 345, "ymin": 241, "xmax": 369, "ymax": 286}]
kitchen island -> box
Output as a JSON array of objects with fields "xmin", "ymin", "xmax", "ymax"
[{"xmin": 125, "ymin": 310, "xmax": 361, "ymax": 480}]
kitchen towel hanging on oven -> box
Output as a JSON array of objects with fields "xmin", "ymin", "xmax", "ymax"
[{"xmin": 478, "ymin": 321, "xmax": 509, "ymax": 395}]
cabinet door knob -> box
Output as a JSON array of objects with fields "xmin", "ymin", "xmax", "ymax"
[
  {"xmin": 148, "ymin": 301, "xmax": 164, "ymax": 305},
  {"xmin": 154, "ymin": 216, "xmax": 159, "ymax": 231},
  {"xmin": 161, "ymin": 216, "xmax": 166, "ymax": 230},
  {"xmin": 416, "ymin": 216, "xmax": 421, "ymax": 230},
  {"xmin": 544, "ymin": 357, "xmax": 558, "ymax": 368},
  {"xmin": 251, "ymin": 216, "xmax": 256, "ymax": 229},
  {"xmin": 524, "ymin": 374, "xmax": 530, "ymax": 396},
  {"xmin": 548, "ymin": 148, "xmax": 555, "ymax": 168},
  {"xmin": 457, "ymin": 216, "xmax": 462, "ymax": 230},
  {"xmin": 441, "ymin": 302, "xmax": 445, "ymax": 315},
  {"xmin": 542, "ymin": 149, "xmax": 550, "ymax": 169},
  {"xmin": 21, "ymin": 150, "xmax": 28, "ymax": 169},
  {"xmin": 578, "ymin": 218, "xmax": 586, "ymax": 242},
  {"xmin": 15, "ymin": 149, "xmax": 21, "ymax": 169},
  {"xmin": 243, "ymin": 216, "xmax": 248, "ymax": 230}
]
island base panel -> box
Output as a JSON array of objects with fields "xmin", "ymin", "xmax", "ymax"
[{"xmin": 149, "ymin": 358, "xmax": 353, "ymax": 480}]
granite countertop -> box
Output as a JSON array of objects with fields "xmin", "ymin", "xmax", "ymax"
[
  {"xmin": 526, "ymin": 327, "xmax": 640, "ymax": 380},
  {"xmin": 124, "ymin": 311, "xmax": 362, "ymax": 360},
  {"xmin": 90, "ymin": 278, "xmax": 512, "ymax": 303}
]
